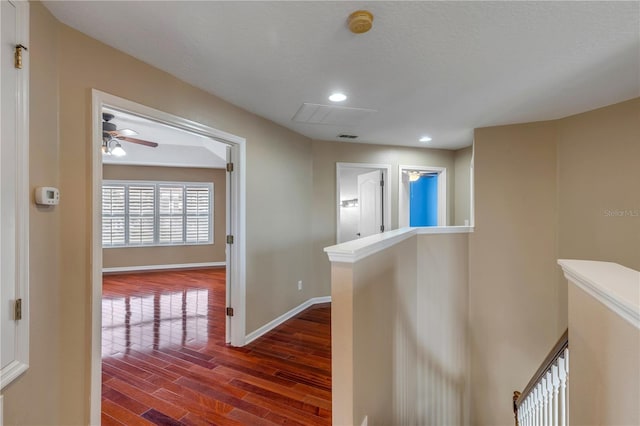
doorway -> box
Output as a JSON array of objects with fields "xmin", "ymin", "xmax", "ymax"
[
  {"xmin": 90, "ymin": 90, "xmax": 246, "ymax": 425},
  {"xmin": 336, "ymin": 163, "xmax": 391, "ymax": 244},
  {"xmin": 399, "ymin": 165, "xmax": 447, "ymax": 227}
]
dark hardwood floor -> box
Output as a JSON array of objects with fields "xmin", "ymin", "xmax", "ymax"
[{"xmin": 102, "ymin": 268, "xmax": 331, "ymax": 425}]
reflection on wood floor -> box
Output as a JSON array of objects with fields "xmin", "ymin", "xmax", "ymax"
[{"xmin": 102, "ymin": 268, "xmax": 331, "ymax": 425}]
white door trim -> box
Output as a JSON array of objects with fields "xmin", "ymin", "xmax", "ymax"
[
  {"xmin": 336, "ymin": 162, "xmax": 391, "ymax": 244},
  {"xmin": 90, "ymin": 90, "xmax": 247, "ymax": 425},
  {"xmin": 398, "ymin": 165, "xmax": 447, "ymax": 227}
]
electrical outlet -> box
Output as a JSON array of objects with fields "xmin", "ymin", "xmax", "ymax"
[{"xmin": 297, "ymin": 280, "xmax": 303, "ymax": 291}]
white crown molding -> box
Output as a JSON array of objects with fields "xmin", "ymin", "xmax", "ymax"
[{"xmin": 558, "ymin": 259, "xmax": 640, "ymax": 330}]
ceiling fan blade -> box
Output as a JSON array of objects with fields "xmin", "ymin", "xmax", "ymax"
[{"xmin": 118, "ymin": 136, "xmax": 159, "ymax": 148}]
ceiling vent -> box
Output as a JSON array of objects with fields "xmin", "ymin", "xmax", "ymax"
[
  {"xmin": 338, "ymin": 134, "xmax": 358, "ymax": 139},
  {"xmin": 292, "ymin": 103, "xmax": 376, "ymax": 126}
]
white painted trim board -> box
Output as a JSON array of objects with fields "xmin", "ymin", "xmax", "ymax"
[
  {"xmin": 245, "ymin": 296, "xmax": 332, "ymax": 345},
  {"xmin": 103, "ymin": 262, "xmax": 225, "ymax": 274},
  {"xmin": 558, "ymin": 259, "xmax": 640, "ymax": 330},
  {"xmin": 324, "ymin": 226, "xmax": 473, "ymax": 263}
]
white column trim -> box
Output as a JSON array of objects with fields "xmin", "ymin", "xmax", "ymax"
[{"xmin": 558, "ymin": 259, "xmax": 640, "ymax": 330}]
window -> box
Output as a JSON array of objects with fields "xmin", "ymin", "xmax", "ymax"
[{"xmin": 102, "ymin": 180, "xmax": 213, "ymax": 247}]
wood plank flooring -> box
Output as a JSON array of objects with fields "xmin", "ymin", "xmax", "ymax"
[{"xmin": 102, "ymin": 269, "xmax": 331, "ymax": 425}]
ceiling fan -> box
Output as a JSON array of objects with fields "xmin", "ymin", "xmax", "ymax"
[{"xmin": 102, "ymin": 112, "xmax": 158, "ymax": 156}]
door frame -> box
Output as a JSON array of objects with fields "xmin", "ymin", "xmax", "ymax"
[
  {"xmin": 90, "ymin": 90, "xmax": 247, "ymax": 425},
  {"xmin": 398, "ymin": 165, "xmax": 447, "ymax": 227},
  {"xmin": 336, "ymin": 162, "xmax": 391, "ymax": 244}
]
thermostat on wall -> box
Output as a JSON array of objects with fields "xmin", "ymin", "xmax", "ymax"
[{"xmin": 35, "ymin": 187, "xmax": 60, "ymax": 206}]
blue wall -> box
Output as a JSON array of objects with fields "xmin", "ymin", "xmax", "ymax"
[{"xmin": 409, "ymin": 175, "xmax": 438, "ymax": 226}]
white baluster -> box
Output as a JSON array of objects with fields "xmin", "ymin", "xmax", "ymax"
[
  {"xmin": 551, "ymin": 364, "xmax": 560, "ymax": 426},
  {"xmin": 536, "ymin": 383, "xmax": 543, "ymax": 425},
  {"xmin": 546, "ymin": 371, "xmax": 554, "ymax": 426},
  {"xmin": 531, "ymin": 385, "xmax": 540, "ymax": 425},
  {"xmin": 542, "ymin": 376, "xmax": 549, "ymax": 426},
  {"xmin": 558, "ymin": 354, "xmax": 568, "ymax": 426},
  {"xmin": 542, "ymin": 373, "xmax": 548, "ymax": 426},
  {"xmin": 564, "ymin": 348, "xmax": 569, "ymax": 426}
]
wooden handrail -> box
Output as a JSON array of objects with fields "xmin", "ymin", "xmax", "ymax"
[{"xmin": 515, "ymin": 328, "xmax": 568, "ymax": 409}]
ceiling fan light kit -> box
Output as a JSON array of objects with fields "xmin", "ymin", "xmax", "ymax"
[
  {"xmin": 102, "ymin": 137, "xmax": 127, "ymax": 156},
  {"xmin": 101, "ymin": 111, "xmax": 159, "ymax": 156},
  {"xmin": 348, "ymin": 10, "xmax": 373, "ymax": 34},
  {"xmin": 110, "ymin": 141, "xmax": 126, "ymax": 157}
]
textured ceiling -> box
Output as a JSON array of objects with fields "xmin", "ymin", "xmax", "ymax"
[
  {"xmin": 102, "ymin": 108, "xmax": 227, "ymax": 168},
  {"xmin": 45, "ymin": 1, "xmax": 640, "ymax": 150}
]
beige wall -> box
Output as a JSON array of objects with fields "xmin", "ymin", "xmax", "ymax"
[
  {"xmin": 15, "ymin": 4, "xmax": 638, "ymax": 425},
  {"xmin": 454, "ymin": 146, "xmax": 473, "ymax": 226},
  {"xmin": 469, "ymin": 122, "xmax": 559, "ymax": 425},
  {"xmin": 331, "ymin": 232, "xmax": 469, "ymax": 426},
  {"xmin": 470, "ymin": 98, "xmax": 640, "ymax": 425},
  {"xmin": 102, "ymin": 165, "xmax": 226, "ymax": 268},
  {"xmin": 2, "ymin": 3, "xmax": 62, "ymax": 425},
  {"xmin": 557, "ymin": 98, "xmax": 640, "ymax": 271},
  {"xmin": 14, "ymin": 3, "xmax": 314, "ymax": 424},
  {"xmin": 568, "ymin": 283, "xmax": 640, "ymax": 425},
  {"xmin": 416, "ymin": 233, "xmax": 469, "ymax": 425},
  {"xmin": 311, "ymin": 140, "xmax": 457, "ymax": 301}
]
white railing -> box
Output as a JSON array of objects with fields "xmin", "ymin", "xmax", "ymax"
[{"xmin": 514, "ymin": 331, "xmax": 569, "ymax": 426}]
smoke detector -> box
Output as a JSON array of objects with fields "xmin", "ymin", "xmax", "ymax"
[{"xmin": 348, "ymin": 10, "xmax": 373, "ymax": 34}]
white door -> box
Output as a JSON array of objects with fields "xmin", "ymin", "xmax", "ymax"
[
  {"xmin": 357, "ymin": 170, "xmax": 383, "ymax": 238},
  {"xmin": 1, "ymin": 0, "xmax": 29, "ymax": 389}
]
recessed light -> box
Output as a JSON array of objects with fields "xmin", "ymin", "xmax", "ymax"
[
  {"xmin": 419, "ymin": 136, "xmax": 432, "ymax": 142},
  {"xmin": 329, "ymin": 93, "xmax": 347, "ymax": 102}
]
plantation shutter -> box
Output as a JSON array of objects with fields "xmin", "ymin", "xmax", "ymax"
[
  {"xmin": 159, "ymin": 185, "xmax": 184, "ymax": 243},
  {"xmin": 186, "ymin": 185, "xmax": 212, "ymax": 243},
  {"xmin": 102, "ymin": 181, "xmax": 213, "ymax": 247},
  {"xmin": 127, "ymin": 185, "xmax": 155, "ymax": 245},
  {"xmin": 102, "ymin": 185, "xmax": 126, "ymax": 246}
]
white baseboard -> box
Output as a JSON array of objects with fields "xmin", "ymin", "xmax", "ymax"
[
  {"xmin": 245, "ymin": 296, "xmax": 331, "ymax": 345},
  {"xmin": 103, "ymin": 261, "xmax": 225, "ymax": 274}
]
